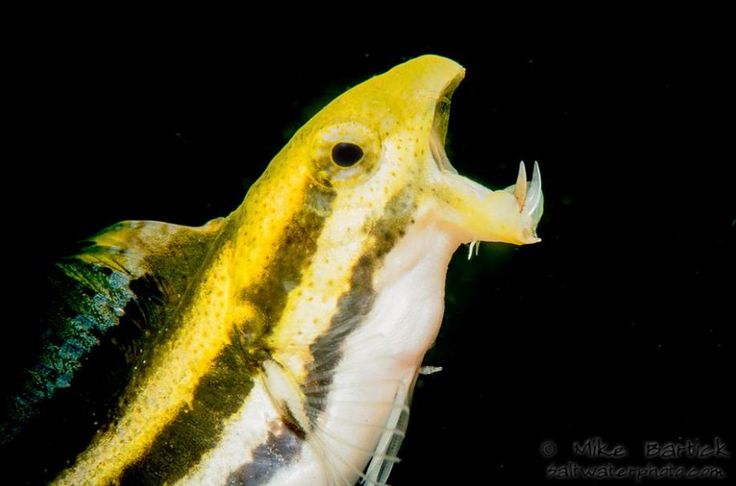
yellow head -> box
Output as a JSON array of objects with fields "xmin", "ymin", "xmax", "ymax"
[
  {"xmin": 248, "ymin": 54, "xmax": 543, "ymax": 254},
  {"xmin": 45, "ymin": 55, "xmax": 546, "ymax": 486}
]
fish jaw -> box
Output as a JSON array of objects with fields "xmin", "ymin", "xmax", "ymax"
[
  {"xmin": 416, "ymin": 62, "xmax": 544, "ymax": 247},
  {"xmin": 425, "ymin": 159, "xmax": 544, "ymax": 246},
  {"xmin": 344, "ymin": 54, "xmax": 546, "ymax": 249}
]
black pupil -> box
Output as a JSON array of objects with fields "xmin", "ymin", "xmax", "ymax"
[{"xmin": 331, "ymin": 143, "xmax": 364, "ymax": 167}]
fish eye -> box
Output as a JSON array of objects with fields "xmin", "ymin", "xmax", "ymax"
[
  {"xmin": 311, "ymin": 121, "xmax": 379, "ymax": 187},
  {"xmin": 331, "ymin": 142, "xmax": 364, "ymax": 167}
]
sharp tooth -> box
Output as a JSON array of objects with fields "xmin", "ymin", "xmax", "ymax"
[
  {"xmin": 514, "ymin": 161, "xmax": 527, "ymax": 211},
  {"xmin": 523, "ymin": 161, "xmax": 543, "ymax": 219}
]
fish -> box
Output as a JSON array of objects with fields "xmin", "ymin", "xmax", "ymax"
[{"xmin": 0, "ymin": 54, "xmax": 543, "ymax": 485}]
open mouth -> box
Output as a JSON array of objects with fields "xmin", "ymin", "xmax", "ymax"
[
  {"xmin": 430, "ymin": 85, "xmax": 460, "ymax": 175},
  {"xmin": 428, "ymin": 79, "xmax": 544, "ymax": 248},
  {"xmin": 429, "ymin": 84, "xmax": 543, "ymax": 222},
  {"xmin": 429, "ymin": 121, "xmax": 457, "ymax": 174},
  {"xmin": 429, "ymin": 67, "xmax": 463, "ymax": 175}
]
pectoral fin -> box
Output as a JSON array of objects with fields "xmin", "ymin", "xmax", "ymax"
[{"xmin": 363, "ymin": 368, "xmax": 416, "ymax": 485}]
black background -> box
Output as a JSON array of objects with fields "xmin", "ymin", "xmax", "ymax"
[{"xmin": 3, "ymin": 11, "xmax": 734, "ymax": 485}]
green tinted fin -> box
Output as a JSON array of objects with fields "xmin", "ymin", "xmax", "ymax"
[{"xmin": 1, "ymin": 218, "xmax": 224, "ymax": 444}]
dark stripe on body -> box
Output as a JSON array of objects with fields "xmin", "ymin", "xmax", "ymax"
[
  {"xmin": 303, "ymin": 187, "xmax": 415, "ymax": 420},
  {"xmin": 225, "ymin": 424, "xmax": 303, "ymax": 485},
  {"xmin": 120, "ymin": 182, "xmax": 336, "ymax": 484},
  {"xmin": 1, "ymin": 221, "xmax": 222, "ymax": 484},
  {"xmin": 119, "ymin": 329, "xmax": 257, "ymax": 486}
]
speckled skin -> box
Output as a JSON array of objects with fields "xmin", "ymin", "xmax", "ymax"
[{"xmin": 1, "ymin": 55, "xmax": 543, "ymax": 485}]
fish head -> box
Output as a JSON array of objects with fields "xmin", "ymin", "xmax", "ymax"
[{"xmin": 267, "ymin": 54, "xmax": 543, "ymax": 252}]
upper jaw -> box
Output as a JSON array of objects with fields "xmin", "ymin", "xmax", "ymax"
[{"xmin": 409, "ymin": 56, "xmax": 543, "ymax": 246}]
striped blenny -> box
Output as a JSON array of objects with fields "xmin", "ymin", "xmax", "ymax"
[{"xmin": 1, "ymin": 55, "xmax": 543, "ymax": 485}]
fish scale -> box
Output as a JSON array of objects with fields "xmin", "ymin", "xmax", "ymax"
[{"xmin": 0, "ymin": 54, "xmax": 543, "ymax": 485}]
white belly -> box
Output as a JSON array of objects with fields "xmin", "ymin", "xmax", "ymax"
[
  {"xmin": 270, "ymin": 224, "xmax": 456, "ymax": 485},
  {"xmin": 177, "ymin": 224, "xmax": 457, "ymax": 485}
]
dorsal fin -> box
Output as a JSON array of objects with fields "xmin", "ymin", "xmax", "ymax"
[
  {"xmin": 79, "ymin": 217, "xmax": 224, "ymax": 282},
  {"xmin": 1, "ymin": 218, "xmax": 224, "ymax": 450}
]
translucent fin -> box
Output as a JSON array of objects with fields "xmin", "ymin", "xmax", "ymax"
[
  {"xmin": 295, "ymin": 332, "xmax": 416, "ymax": 485},
  {"xmin": 78, "ymin": 218, "xmax": 224, "ymax": 283},
  {"xmin": 363, "ymin": 369, "xmax": 416, "ymax": 485},
  {"xmin": 262, "ymin": 359, "xmax": 311, "ymax": 436}
]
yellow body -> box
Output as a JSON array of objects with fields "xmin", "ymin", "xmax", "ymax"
[{"xmin": 51, "ymin": 55, "xmax": 543, "ymax": 485}]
